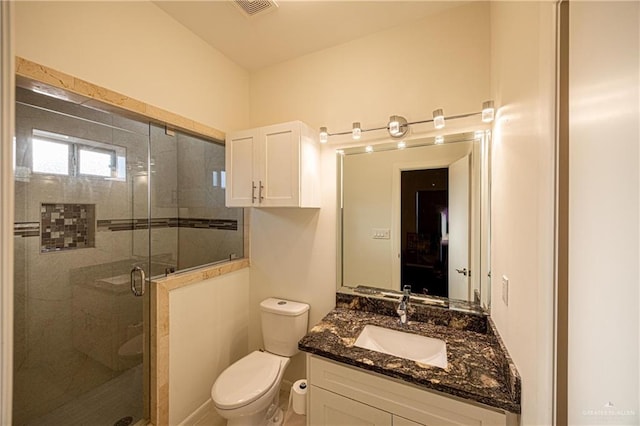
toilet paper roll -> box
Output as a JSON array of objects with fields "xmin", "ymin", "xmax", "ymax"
[{"xmin": 291, "ymin": 379, "xmax": 308, "ymax": 415}]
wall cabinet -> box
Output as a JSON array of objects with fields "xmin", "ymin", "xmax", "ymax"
[
  {"xmin": 307, "ymin": 354, "xmax": 517, "ymax": 426},
  {"xmin": 225, "ymin": 120, "xmax": 320, "ymax": 208}
]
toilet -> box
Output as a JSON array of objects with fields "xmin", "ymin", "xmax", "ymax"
[{"xmin": 211, "ymin": 298, "xmax": 310, "ymax": 426}]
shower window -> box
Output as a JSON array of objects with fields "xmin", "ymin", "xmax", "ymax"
[
  {"xmin": 31, "ymin": 129, "xmax": 127, "ymax": 180},
  {"xmin": 31, "ymin": 137, "xmax": 69, "ymax": 175}
]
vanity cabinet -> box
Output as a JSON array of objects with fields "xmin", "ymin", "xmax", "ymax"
[
  {"xmin": 307, "ymin": 355, "xmax": 516, "ymax": 426},
  {"xmin": 225, "ymin": 120, "xmax": 320, "ymax": 208}
]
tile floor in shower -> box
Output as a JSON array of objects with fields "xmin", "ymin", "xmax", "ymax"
[{"xmin": 24, "ymin": 364, "xmax": 142, "ymax": 426}]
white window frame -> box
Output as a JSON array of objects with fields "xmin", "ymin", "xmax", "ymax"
[{"xmin": 31, "ymin": 129, "xmax": 126, "ymax": 181}]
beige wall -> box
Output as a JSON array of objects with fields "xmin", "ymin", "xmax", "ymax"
[
  {"xmin": 14, "ymin": 1, "xmax": 250, "ymax": 133},
  {"xmin": 169, "ymin": 267, "xmax": 249, "ymax": 425},
  {"xmin": 248, "ymin": 2, "xmax": 491, "ymax": 382},
  {"xmin": 568, "ymin": 2, "xmax": 639, "ymax": 423},
  {"xmin": 489, "ymin": 2, "xmax": 556, "ymax": 424}
]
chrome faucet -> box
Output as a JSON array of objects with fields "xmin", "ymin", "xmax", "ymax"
[{"xmin": 397, "ymin": 285, "xmax": 411, "ymax": 325}]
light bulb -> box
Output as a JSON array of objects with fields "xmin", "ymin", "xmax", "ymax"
[
  {"xmin": 365, "ymin": 145, "xmax": 373, "ymax": 153},
  {"xmin": 319, "ymin": 127, "xmax": 328, "ymax": 144},
  {"xmin": 397, "ymin": 141, "xmax": 406, "ymax": 150},
  {"xmin": 388, "ymin": 116, "xmax": 401, "ymax": 136},
  {"xmin": 433, "ymin": 109, "xmax": 445, "ymax": 129},
  {"xmin": 352, "ymin": 122, "xmax": 361, "ymax": 140},
  {"xmin": 482, "ymin": 100, "xmax": 495, "ymax": 123},
  {"xmin": 435, "ymin": 136, "xmax": 444, "ymax": 145}
]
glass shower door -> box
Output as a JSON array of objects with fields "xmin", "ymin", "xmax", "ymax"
[{"xmin": 13, "ymin": 87, "xmax": 150, "ymax": 425}]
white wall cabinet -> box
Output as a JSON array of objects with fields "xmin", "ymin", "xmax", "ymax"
[
  {"xmin": 307, "ymin": 354, "xmax": 517, "ymax": 426},
  {"xmin": 225, "ymin": 120, "xmax": 320, "ymax": 208}
]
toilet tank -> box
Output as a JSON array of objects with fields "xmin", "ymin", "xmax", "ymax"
[{"xmin": 260, "ymin": 298, "xmax": 310, "ymax": 357}]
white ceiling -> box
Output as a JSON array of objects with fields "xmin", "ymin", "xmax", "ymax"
[{"xmin": 154, "ymin": 1, "xmax": 467, "ymax": 71}]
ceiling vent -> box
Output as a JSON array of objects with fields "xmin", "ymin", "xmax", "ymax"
[{"xmin": 232, "ymin": 0, "xmax": 279, "ymax": 18}]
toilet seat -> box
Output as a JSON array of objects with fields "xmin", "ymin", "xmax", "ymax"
[{"xmin": 212, "ymin": 351, "xmax": 283, "ymax": 410}]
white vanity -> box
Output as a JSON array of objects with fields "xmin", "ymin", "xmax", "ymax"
[
  {"xmin": 308, "ymin": 355, "xmax": 516, "ymax": 426},
  {"xmin": 299, "ymin": 298, "xmax": 521, "ymax": 426}
]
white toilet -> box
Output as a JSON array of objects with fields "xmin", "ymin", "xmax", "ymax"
[{"xmin": 211, "ymin": 298, "xmax": 310, "ymax": 426}]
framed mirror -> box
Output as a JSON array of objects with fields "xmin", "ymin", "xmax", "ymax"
[{"xmin": 337, "ymin": 131, "xmax": 491, "ymax": 312}]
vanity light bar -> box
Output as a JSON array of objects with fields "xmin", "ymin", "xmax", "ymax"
[{"xmin": 319, "ymin": 100, "xmax": 495, "ymax": 143}]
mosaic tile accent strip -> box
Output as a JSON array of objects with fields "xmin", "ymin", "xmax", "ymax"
[
  {"xmin": 14, "ymin": 222, "xmax": 40, "ymax": 238},
  {"xmin": 97, "ymin": 218, "xmax": 237, "ymax": 232},
  {"xmin": 41, "ymin": 203, "xmax": 95, "ymax": 252},
  {"xmin": 177, "ymin": 218, "xmax": 238, "ymax": 231}
]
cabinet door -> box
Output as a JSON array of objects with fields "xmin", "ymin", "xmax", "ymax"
[
  {"xmin": 258, "ymin": 122, "xmax": 300, "ymax": 207},
  {"xmin": 225, "ymin": 129, "xmax": 256, "ymax": 207},
  {"xmin": 310, "ymin": 386, "xmax": 392, "ymax": 426}
]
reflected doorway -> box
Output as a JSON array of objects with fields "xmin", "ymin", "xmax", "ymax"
[{"xmin": 400, "ymin": 168, "xmax": 449, "ymax": 297}]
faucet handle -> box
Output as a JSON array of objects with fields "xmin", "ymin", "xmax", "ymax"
[{"xmin": 402, "ymin": 285, "xmax": 411, "ymax": 296}]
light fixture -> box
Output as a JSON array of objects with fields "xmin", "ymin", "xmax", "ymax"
[
  {"xmin": 433, "ymin": 109, "xmax": 445, "ymax": 129},
  {"xmin": 319, "ymin": 127, "xmax": 328, "ymax": 144},
  {"xmin": 388, "ymin": 115, "xmax": 408, "ymax": 138},
  {"xmin": 482, "ymin": 100, "xmax": 495, "ymax": 123},
  {"xmin": 435, "ymin": 135, "xmax": 444, "ymax": 145},
  {"xmin": 319, "ymin": 100, "xmax": 493, "ymax": 142},
  {"xmin": 365, "ymin": 145, "xmax": 373, "ymax": 153},
  {"xmin": 352, "ymin": 122, "xmax": 362, "ymax": 140},
  {"xmin": 397, "ymin": 141, "xmax": 406, "ymax": 150}
]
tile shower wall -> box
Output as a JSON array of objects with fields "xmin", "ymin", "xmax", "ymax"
[{"xmin": 156, "ymin": 127, "xmax": 243, "ymax": 269}]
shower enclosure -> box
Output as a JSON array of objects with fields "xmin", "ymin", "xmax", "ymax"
[{"xmin": 13, "ymin": 87, "xmax": 243, "ymax": 425}]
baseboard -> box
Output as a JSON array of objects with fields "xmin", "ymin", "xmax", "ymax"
[{"xmin": 178, "ymin": 398, "xmax": 219, "ymax": 426}]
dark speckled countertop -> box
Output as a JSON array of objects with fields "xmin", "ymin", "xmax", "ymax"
[{"xmin": 298, "ymin": 294, "xmax": 521, "ymax": 414}]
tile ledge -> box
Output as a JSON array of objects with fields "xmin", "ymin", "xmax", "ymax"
[{"xmin": 153, "ymin": 258, "xmax": 250, "ymax": 292}]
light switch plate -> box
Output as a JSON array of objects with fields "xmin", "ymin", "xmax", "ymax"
[
  {"xmin": 502, "ymin": 275, "xmax": 509, "ymax": 306},
  {"xmin": 372, "ymin": 228, "xmax": 390, "ymax": 239}
]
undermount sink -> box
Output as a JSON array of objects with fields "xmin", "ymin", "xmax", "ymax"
[{"xmin": 354, "ymin": 324, "xmax": 448, "ymax": 369}]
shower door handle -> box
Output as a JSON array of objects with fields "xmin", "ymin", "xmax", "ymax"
[{"xmin": 130, "ymin": 266, "xmax": 146, "ymax": 297}]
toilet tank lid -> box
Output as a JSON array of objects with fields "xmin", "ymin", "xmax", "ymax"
[{"xmin": 260, "ymin": 298, "xmax": 309, "ymax": 316}]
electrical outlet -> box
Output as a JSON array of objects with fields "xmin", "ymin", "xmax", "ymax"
[
  {"xmin": 502, "ymin": 275, "xmax": 509, "ymax": 306},
  {"xmin": 372, "ymin": 228, "xmax": 390, "ymax": 239}
]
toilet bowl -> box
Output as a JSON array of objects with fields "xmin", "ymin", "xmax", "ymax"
[
  {"xmin": 211, "ymin": 298, "xmax": 309, "ymax": 426},
  {"xmin": 212, "ymin": 351, "xmax": 290, "ymax": 425}
]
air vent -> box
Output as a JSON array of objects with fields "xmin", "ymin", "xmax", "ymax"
[{"xmin": 232, "ymin": 0, "xmax": 279, "ymax": 18}]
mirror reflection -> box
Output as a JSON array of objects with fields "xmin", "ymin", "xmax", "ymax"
[{"xmin": 338, "ymin": 132, "xmax": 491, "ymax": 310}]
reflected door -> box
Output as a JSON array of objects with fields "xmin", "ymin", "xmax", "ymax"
[{"xmin": 448, "ymin": 154, "xmax": 470, "ymax": 300}]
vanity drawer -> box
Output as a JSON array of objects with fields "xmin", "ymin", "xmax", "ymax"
[{"xmin": 308, "ymin": 354, "xmax": 515, "ymax": 426}]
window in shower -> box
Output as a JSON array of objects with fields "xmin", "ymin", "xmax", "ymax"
[{"xmin": 31, "ymin": 129, "xmax": 127, "ymax": 180}]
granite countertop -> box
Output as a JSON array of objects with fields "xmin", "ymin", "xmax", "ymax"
[{"xmin": 299, "ymin": 305, "xmax": 521, "ymax": 414}]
